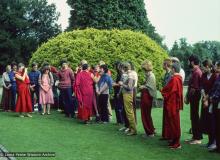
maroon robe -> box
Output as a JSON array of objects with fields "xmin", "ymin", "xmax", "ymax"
[
  {"xmin": 75, "ymin": 70, "xmax": 94, "ymax": 121},
  {"xmin": 1, "ymin": 87, "xmax": 12, "ymax": 111},
  {"xmin": 200, "ymin": 73, "xmax": 218, "ymax": 136},
  {"xmin": 161, "ymin": 74, "xmax": 183, "ymax": 145},
  {"xmin": 141, "ymin": 89, "xmax": 155, "ymax": 135}
]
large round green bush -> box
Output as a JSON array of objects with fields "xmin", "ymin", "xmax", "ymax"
[{"xmin": 30, "ymin": 28, "xmax": 168, "ymax": 88}]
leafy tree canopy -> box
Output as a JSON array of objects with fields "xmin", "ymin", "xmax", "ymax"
[
  {"xmin": 67, "ymin": 0, "xmax": 165, "ymax": 47},
  {"xmin": 0, "ymin": 0, "xmax": 61, "ymax": 72},
  {"xmin": 170, "ymin": 38, "xmax": 220, "ymax": 78},
  {"xmin": 30, "ymin": 28, "xmax": 168, "ymax": 88}
]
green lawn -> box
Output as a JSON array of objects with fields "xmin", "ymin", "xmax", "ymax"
[{"xmin": 0, "ymin": 105, "xmax": 219, "ymax": 160}]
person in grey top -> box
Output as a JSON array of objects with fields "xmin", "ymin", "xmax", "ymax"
[{"xmin": 118, "ymin": 62, "xmax": 137, "ymax": 136}]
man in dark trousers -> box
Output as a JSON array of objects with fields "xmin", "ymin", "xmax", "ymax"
[
  {"xmin": 185, "ymin": 55, "xmax": 203, "ymax": 144},
  {"xmin": 9, "ymin": 62, "xmax": 17, "ymax": 111},
  {"xmin": 28, "ymin": 62, "xmax": 41, "ymax": 112}
]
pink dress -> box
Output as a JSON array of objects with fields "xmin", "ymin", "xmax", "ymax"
[{"xmin": 39, "ymin": 74, "xmax": 54, "ymax": 105}]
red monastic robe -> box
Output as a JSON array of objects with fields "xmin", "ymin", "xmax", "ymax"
[
  {"xmin": 15, "ymin": 72, "xmax": 32, "ymax": 113},
  {"xmin": 75, "ymin": 70, "xmax": 94, "ymax": 121},
  {"xmin": 161, "ymin": 74, "xmax": 183, "ymax": 141}
]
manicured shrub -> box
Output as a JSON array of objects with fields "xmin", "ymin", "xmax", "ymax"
[{"xmin": 30, "ymin": 28, "xmax": 168, "ymax": 88}]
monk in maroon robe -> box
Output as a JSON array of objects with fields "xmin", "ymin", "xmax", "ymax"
[
  {"xmin": 75, "ymin": 64, "xmax": 94, "ymax": 124},
  {"xmin": 161, "ymin": 63, "xmax": 183, "ymax": 149}
]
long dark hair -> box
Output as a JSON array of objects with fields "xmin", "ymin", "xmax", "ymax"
[
  {"xmin": 202, "ymin": 59, "xmax": 215, "ymax": 73},
  {"xmin": 41, "ymin": 65, "xmax": 52, "ymax": 80},
  {"xmin": 115, "ymin": 61, "xmax": 123, "ymax": 82}
]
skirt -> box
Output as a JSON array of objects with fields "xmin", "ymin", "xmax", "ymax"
[
  {"xmin": 1, "ymin": 87, "xmax": 12, "ymax": 111},
  {"xmin": 39, "ymin": 88, "xmax": 54, "ymax": 105}
]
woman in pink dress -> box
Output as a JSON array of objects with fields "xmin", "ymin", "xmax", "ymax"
[
  {"xmin": 39, "ymin": 66, "xmax": 54, "ymax": 115},
  {"xmin": 15, "ymin": 63, "xmax": 32, "ymax": 117}
]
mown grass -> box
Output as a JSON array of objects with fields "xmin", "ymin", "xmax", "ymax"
[{"xmin": 0, "ymin": 104, "xmax": 219, "ymax": 160}]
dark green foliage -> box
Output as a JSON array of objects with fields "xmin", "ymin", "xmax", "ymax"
[
  {"xmin": 0, "ymin": 0, "xmax": 61, "ymax": 72},
  {"xmin": 30, "ymin": 28, "xmax": 168, "ymax": 88},
  {"xmin": 193, "ymin": 41, "xmax": 220, "ymax": 64},
  {"xmin": 67, "ymin": 0, "xmax": 163, "ymax": 46},
  {"xmin": 170, "ymin": 38, "xmax": 193, "ymax": 78},
  {"xmin": 170, "ymin": 39, "xmax": 220, "ymax": 79}
]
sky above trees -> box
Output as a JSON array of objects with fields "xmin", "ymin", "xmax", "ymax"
[{"xmin": 48, "ymin": 0, "xmax": 220, "ymax": 48}]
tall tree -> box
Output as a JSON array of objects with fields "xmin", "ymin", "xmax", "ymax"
[
  {"xmin": 67, "ymin": 0, "xmax": 163, "ymax": 46},
  {"xmin": 170, "ymin": 39, "xmax": 220, "ymax": 79},
  {"xmin": 193, "ymin": 41, "xmax": 220, "ymax": 63},
  {"xmin": 0, "ymin": 0, "xmax": 61, "ymax": 72},
  {"xmin": 170, "ymin": 38, "xmax": 193, "ymax": 78}
]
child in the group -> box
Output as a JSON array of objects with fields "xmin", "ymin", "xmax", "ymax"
[{"xmin": 39, "ymin": 65, "xmax": 54, "ymax": 115}]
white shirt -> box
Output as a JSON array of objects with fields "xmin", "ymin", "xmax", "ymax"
[
  {"xmin": 129, "ymin": 70, "xmax": 138, "ymax": 87},
  {"xmin": 2, "ymin": 72, "xmax": 11, "ymax": 88},
  {"xmin": 180, "ymin": 68, "xmax": 185, "ymax": 83}
]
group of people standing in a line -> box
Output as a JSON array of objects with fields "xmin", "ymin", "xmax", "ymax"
[
  {"xmin": 0, "ymin": 55, "xmax": 220, "ymax": 152},
  {"xmin": 184, "ymin": 56, "xmax": 220, "ymax": 153}
]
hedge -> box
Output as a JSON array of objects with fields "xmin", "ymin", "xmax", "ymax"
[{"xmin": 29, "ymin": 28, "xmax": 168, "ymax": 88}]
